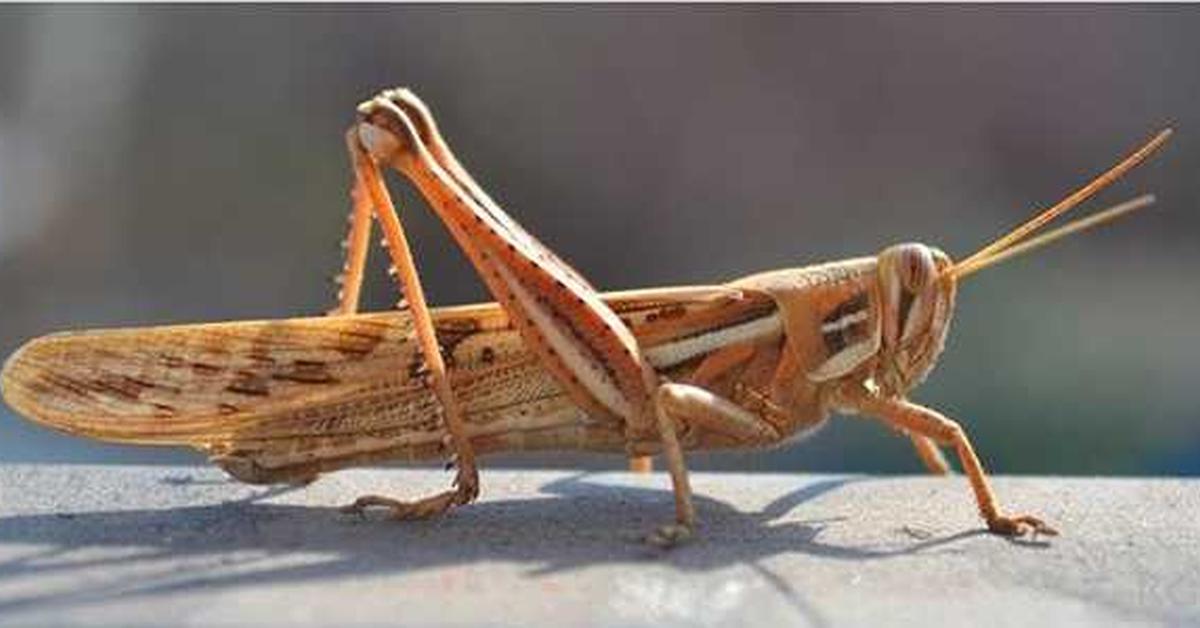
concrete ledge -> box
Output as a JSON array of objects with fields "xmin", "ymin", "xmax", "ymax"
[{"xmin": 0, "ymin": 465, "xmax": 1196, "ymax": 626}]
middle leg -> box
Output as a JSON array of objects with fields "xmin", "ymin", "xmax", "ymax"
[{"xmin": 642, "ymin": 381, "xmax": 784, "ymax": 545}]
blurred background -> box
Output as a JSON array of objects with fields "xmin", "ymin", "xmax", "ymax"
[{"xmin": 0, "ymin": 6, "xmax": 1196, "ymax": 475}]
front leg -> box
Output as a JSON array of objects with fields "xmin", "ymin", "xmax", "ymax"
[
  {"xmin": 841, "ymin": 388, "xmax": 1057, "ymax": 537},
  {"xmin": 640, "ymin": 381, "xmax": 784, "ymax": 546}
]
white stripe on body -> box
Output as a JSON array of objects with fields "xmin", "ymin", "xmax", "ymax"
[
  {"xmin": 644, "ymin": 313, "xmax": 783, "ymax": 370},
  {"xmin": 820, "ymin": 310, "xmax": 869, "ymax": 334}
]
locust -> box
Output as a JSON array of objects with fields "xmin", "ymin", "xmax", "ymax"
[{"xmin": 1, "ymin": 88, "xmax": 1171, "ymax": 546}]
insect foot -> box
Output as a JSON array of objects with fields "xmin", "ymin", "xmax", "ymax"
[
  {"xmin": 452, "ymin": 468, "xmax": 481, "ymax": 504},
  {"xmin": 645, "ymin": 523, "xmax": 694, "ymax": 549},
  {"xmin": 339, "ymin": 490, "xmax": 462, "ymax": 520},
  {"xmin": 987, "ymin": 513, "xmax": 1059, "ymax": 538}
]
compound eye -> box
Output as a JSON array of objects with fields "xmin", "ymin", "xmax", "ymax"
[{"xmin": 899, "ymin": 246, "xmax": 935, "ymax": 293}]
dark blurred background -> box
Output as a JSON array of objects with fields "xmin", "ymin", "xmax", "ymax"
[{"xmin": 1, "ymin": 6, "xmax": 1196, "ymax": 475}]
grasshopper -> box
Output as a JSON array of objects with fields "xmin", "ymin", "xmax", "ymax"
[{"xmin": 1, "ymin": 88, "xmax": 1171, "ymax": 545}]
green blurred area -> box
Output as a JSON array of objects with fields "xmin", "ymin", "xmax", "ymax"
[{"xmin": 1, "ymin": 6, "xmax": 1196, "ymax": 475}]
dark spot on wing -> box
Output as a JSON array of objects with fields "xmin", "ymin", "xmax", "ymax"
[
  {"xmin": 191, "ymin": 362, "xmax": 223, "ymax": 376},
  {"xmin": 39, "ymin": 373, "xmax": 92, "ymax": 400},
  {"xmin": 248, "ymin": 353, "xmax": 277, "ymax": 366},
  {"xmin": 88, "ymin": 374, "xmax": 152, "ymax": 401},
  {"xmin": 334, "ymin": 327, "xmax": 385, "ymax": 359},
  {"xmin": 433, "ymin": 317, "xmax": 482, "ymax": 369},
  {"xmin": 161, "ymin": 354, "xmax": 186, "ymax": 369},
  {"xmin": 272, "ymin": 360, "xmax": 337, "ymax": 384},
  {"xmin": 226, "ymin": 371, "xmax": 270, "ymax": 396}
]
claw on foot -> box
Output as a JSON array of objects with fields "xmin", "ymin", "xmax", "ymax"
[
  {"xmin": 452, "ymin": 472, "xmax": 480, "ymax": 502},
  {"xmin": 988, "ymin": 514, "xmax": 1058, "ymax": 538},
  {"xmin": 645, "ymin": 523, "xmax": 693, "ymax": 549}
]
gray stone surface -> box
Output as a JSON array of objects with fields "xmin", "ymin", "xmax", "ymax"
[{"xmin": 0, "ymin": 465, "xmax": 1196, "ymax": 627}]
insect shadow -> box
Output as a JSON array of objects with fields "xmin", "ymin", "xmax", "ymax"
[{"xmin": 0, "ymin": 470, "xmax": 985, "ymax": 618}]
